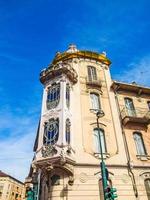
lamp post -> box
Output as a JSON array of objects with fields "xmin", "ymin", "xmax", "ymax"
[
  {"xmin": 96, "ymin": 110, "xmax": 108, "ymax": 200},
  {"xmin": 96, "ymin": 110, "xmax": 118, "ymax": 200}
]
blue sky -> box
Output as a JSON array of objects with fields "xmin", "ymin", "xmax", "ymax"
[{"xmin": 0, "ymin": 0, "xmax": 150, "ymax": 181}]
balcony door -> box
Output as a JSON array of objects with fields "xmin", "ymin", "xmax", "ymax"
[
  {"xmin": 124, "ymin": 98, "xmax": 136, "ymax": 117},
  {"xmin": 87, "ymin": 66, "xmax": 97, "ymax": 81}
]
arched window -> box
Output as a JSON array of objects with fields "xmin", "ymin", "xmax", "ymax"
[
  {"xmin": 93, "ymin": 128, "xmax": 106, "ymax": 154},
  {"xmin": 47, "ymin": 83, "xmax": 60, "ymax": 110},
  {"xmin": 144, "ymin": 179, "xmax": 150, "ymax": 200},
  {"xmin": 66, "ymin": 84, "xmax": 70, "ymax": 108},
  {"xmin": 43, "ymin": 118, "xmax": 59, "ymax": 145},
  {"xmin": 133, "ymin": 132, "xmax": 146, "ymax": 155},
  {"xmin": 90, "ymin": 93, "xmax": 101, "ymax": 111},
  {"xmin": 66, "ymin": 118, "xmax": 71, "ymax": 145},
  {"xmin": 87, "ymin": 66, "xmax": 97, "ymax": 81},
  {"xmin": 124, "ymin": 98, "xmax": 136, "ymax": 116}
]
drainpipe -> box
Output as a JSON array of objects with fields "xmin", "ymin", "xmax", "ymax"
[{"xmin": 114, "ymin": 87, "xmax": 138, "ymax": 198}]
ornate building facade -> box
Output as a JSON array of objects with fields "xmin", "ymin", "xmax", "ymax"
[{"xmin": 27, "ymin": 45, "xmax": 150, "ymax": 200}]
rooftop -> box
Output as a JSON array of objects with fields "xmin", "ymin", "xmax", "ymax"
[{"xmin": 0, "ymin": 170, "xmax": 24, "ymax": 185}]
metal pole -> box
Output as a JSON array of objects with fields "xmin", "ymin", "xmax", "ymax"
[{"xmin": 96, "ymin": 112, "xmax": 107, "ymax": 200}]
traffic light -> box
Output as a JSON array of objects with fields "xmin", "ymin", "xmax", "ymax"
[
  {"xmin": 104, "ymin": 186, "xmax": 112, "ymax": 199},
  {"xmin": 110, "ymin": 187, "xmax": 118, "ymax": 199},
  {"xmin": 104, "ymin": 186, "xmax": 118, "ymax": 200}
]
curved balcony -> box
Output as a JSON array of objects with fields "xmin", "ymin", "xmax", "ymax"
[
  {"xmin": 120, "ymin": 107, "xmax": 150, "ymax": 126},
  {"xmin": 86, "ymin": 77, "xmax": 102, "ymax": 88},
  {"xmin": 40, "ymin": 62, "xmax": 78, "ymax": 84}
]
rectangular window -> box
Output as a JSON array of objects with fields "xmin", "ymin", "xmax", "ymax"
[
  {"xmin": 93, "ymin": 128, "xmax": 106, "ymax": 154},
  {"xmin": 87, "ymin": 66, "xmax": 97, "ymax": 81},
  {"xmin": 133, "ymin": 132, "xmax": 146, "ymax": 155},
  {"xmin": 90, "ymin": 93, "xmax": 100, "ymax": 111}
]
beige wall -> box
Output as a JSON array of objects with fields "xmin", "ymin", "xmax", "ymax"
[{"xmin": 0, "ymin": 177, "xmax": 25, "ymax": 200}]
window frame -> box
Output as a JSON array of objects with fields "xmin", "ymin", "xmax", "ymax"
[
  {"xmin": 66, "ymin": 83, "xmax": 70, "ymax": 108},
  {"xmin": 90, "ymin": 93, "xmax": 101, "ymax": 111},
  {"xmin": 133, "ymin": 132, "xmax": 147, "ymax": 156},
  {"xmin": 147, "ymin": 101, "xmax": 150, "ymax": 111},
  {"xmin": 66, "ymin": 118, "xmax": 71, "ymax": 145},
  {"xmin": 43, "ymin": 118, "xmax": 59, "ymax": 145},
  {"xmin": 93, "ymin": 128, "xmax": 107, "ymax": 154},
  {"xmin": 46, "ymin": 83, "xmax": 60, "ymax": 110},
  {"xmin": 124, "ymin": 97, "xmax": 136, "ymax": 116},
  {"xmin": 87, "ymin": 66, "xmax": 97, "ymax": 81},
  {"xmin": 144, "ymin": 178, "xmax": 150, "ymax": 200}
]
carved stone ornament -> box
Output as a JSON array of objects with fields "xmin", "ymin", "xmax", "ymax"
[
  {"xmin": 68, "ymin": 176, "xmax": 74, "ymax": 185},
  {"xmin": 42, "ymin": 145, "xmax": 57, "ymax": 158},
  {"xmin": 60, "ymin": 148, "xmax": 66, "ymax": 164}
]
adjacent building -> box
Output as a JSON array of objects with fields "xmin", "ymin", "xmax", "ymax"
[
  {"xmin": 27, "ymin": 45, "xmax": 150, "ymax": 199},
  {"xmin": 0, "ymin": 170, "xmax": 25, "ymax": 200}
]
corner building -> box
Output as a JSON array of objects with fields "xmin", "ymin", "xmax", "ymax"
[{"xmin": 29, "ymin": 45, "xmax": 150, "ymax": 200}]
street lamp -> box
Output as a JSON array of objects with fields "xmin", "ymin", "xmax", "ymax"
[
  {"xmin": 96, "ymin": 110, "xmax": 108, "ymax": 200},
  {"xmin": 96, "ymin": 110, "xmax": 118, "ymax": 200}
]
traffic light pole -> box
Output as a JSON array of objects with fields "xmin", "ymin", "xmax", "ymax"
[{"xmin": 96, "ymin": 111, "xmax": 108, "ymax": 200}]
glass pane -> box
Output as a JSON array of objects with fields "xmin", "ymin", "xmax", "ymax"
[
  {"xmin": 43, "ymin": 119, "xmax": 59, "ymax": 145},
  {"xmin": 87, "ymin": 66, "xmax": 97, "ymax": 81},
  {"xmin": 66, "ymin": 84, "xmax": 70, "ymax": 108},
  {"xmin": 90, "ymin": 93, "xmax": 100, "ymax": 110},
  {"xmin": 47, "ymin": 84, "xmax": 60, "ymax": 109},
  {"xmin": 66, "ymin": 119, "xmax": 71, "ymax": 144},
  {"xmin": 125, "ymin": 98, "xmax": 136, "ymax": 116},
  {"xmin": 94, "ymin": 129, "xmax": 106, "ymax": 154},
  {"xmin": 148, "ymin": 102, "xmax": 150, "ymax": 111},
  {"xmin": 133, "ymin": 133, "xmax": 146, "ymax": 155},
  {"xmin": 145, "ymin": 179, "xmax": 150, "ymax": 200}
]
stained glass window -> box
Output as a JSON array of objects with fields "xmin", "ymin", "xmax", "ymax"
[
  {"xmin": 43, "ymin": 118, "xmax": 59, "ymax": 145},
  {"xmin": 66, "ymin": 84, "xmax": 70, "ymax": 108},
  {"xmin": 47, "ymin": 83, "xmax": 60, "ymax": 110}
]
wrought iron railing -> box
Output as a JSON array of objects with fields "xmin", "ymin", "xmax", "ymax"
[
  {"xmin": 86, "ymin": 77, "xmax": 102, "ymax": 87},
  {"xmin": 121, "ymin": 107, "xmax": 150, "ymax": 120}
]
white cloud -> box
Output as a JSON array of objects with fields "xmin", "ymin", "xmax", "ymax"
[
  {"xmin": 113, "ymin": 55, "xmax": 150, "ymax": 86},
  {"xmin": 0, "ymin": 132, "xmax": 34, "ymax": 182},
  {"xmin": 0, "ymin": 106, "xmax": 38, "ymax": 182}
]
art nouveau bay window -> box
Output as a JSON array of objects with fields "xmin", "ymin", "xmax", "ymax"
[
  {"xmin": 43, "ymin": 118, "xmax": 59, "ymax": 145},
  {"xmin": 47, "ymin": 83, "xmax": 60, "ymax": 110},
  {"xmin": 133, "ymin": 132, "xmax": 146, "ymax": 156},
  {"xmin": 93, "ymin": 128, "xmax": 107, "ymax": 154}
]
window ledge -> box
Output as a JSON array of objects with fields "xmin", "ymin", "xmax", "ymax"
[
  {"xmin": 94, "ymin": 153, "xmax": 110, "ymax": 159},
  {"xmin": 136, "ymin": 154, "xmax": 150, "ymax": 161}
]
